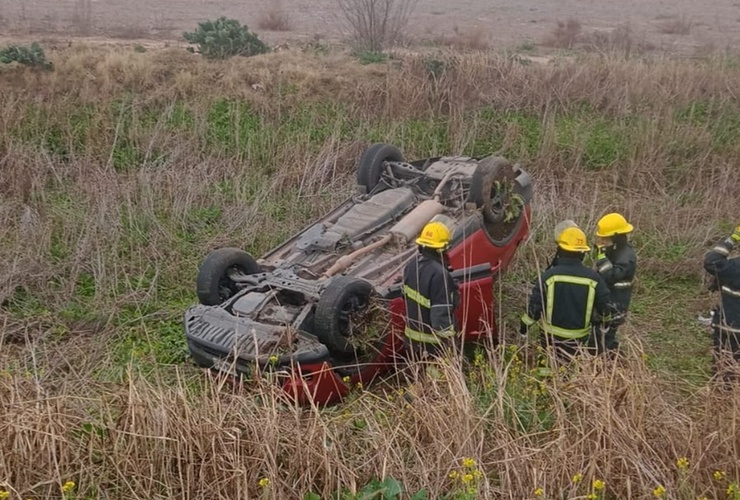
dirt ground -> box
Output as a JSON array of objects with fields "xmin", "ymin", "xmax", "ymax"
[{"xmin": 1, "ymin": 0, "xmax": 740, "ymax": 54}]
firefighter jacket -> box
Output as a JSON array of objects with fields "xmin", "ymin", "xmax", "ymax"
[
  {"xmin": 402, "ymin": 253, "xmax": 459, "ymax": 344},
  {"xmin": 595, "ymin": 242, "xmax": 637, "ymax": 314},
  {"xmin": 521, "ymin": 256, "xmax": 613, "ymax": 340},
  {"xmin": 704, "ymin": 237, "xmax": 740, "ymax": 330}
]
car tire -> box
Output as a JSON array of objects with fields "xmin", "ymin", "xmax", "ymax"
[
  {"xmin": 314, "ymin": 276, "xmax": 374, "ymax": 358},
  {"xmin": 356, "ymin": 143, "xmax": 404, "ymax": 192},
  {"xmin": 196, "ymin": 248, "xmax": 261, "ymax": 306},
  {"xmin": 467, "ymin": 156, "xmax": 511, "ymax": 224}
]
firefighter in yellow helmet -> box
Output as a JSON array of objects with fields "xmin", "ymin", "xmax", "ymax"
[
  {"xmin": 593, "ymin": 212, "xmax": 637, "ymax": 352},
  {"xmin": 520, "ymin": 226, "xmax": 614, "ymax": 361},
  {"xmin": 402, "ymin": 217, "xmax": 460, "ymax": 359}
]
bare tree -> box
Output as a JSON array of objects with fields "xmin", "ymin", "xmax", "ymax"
[{"xmin": 336, "ymin": 0, "xmax": 419, "ymax": 52}]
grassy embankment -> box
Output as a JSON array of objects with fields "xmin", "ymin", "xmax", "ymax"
[{"xmin": 1, "ymin": 44, "xmax": 740, "ymax": 499}]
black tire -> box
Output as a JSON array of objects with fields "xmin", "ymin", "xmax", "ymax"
[
  {"xmin": 314, "ymin": 276, "xmax": 374, "ymax": 358},
  {"xmin": 467, "ymin": 156, "xmax": 512, "ymax": 224},
  {"xmin": 356, "ymin": 143, "xmax": 404, "ymax": 192},
  {"xmin": 196, "ymin": 248, "xmax": 261, "ymax": 306}
]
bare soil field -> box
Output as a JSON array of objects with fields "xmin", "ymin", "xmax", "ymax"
[{"xmin": 2, "ymin": 0, "xmax": 740, "ymax": 54}]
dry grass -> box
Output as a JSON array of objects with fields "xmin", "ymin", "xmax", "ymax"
[
  {"xmin": 580, "ymin": 24, "xmax": 657, "ymax": 57},
  {"xmin": 2, "ymin": 44, "xmax": 740, "ymax": 498},
  {"xmin": 0, "ymin": 338, "xmax": 739, "ymax": 499},
  {"xmin": 658, "ymin": 15, "xmax": 693, "ymax": 35},
  {"xmin": 424, "ymin": 24, "xmax": 491, "ymax": 51},
  {"xmin": 257, "ymin": 3, "xmax": 293, "ymax": 32}
]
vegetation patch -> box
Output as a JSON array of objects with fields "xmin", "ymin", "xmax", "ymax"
[{"xmin": 1, "ymin": 45, "xmax": 740, "ymax": 499}]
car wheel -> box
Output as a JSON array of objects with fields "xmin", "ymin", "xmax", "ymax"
[
  {"xmin": 196, "ymin": 248, "xmax": 261, "ymax": 306},
  {"xmin": 314, "ymin": 276, "xmax": 374, "ymax": 358},
  {"xmin": 467, "ymin": 156, "xmax": 513, "ymax": 224},
  {"xmin": 357, "ymin": 143, "xmax": 404, "ymax": 192}
]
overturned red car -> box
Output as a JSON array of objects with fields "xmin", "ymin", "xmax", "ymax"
[{"xmin": 184, "ymin": 144, "xmax": 532, "ymax": 405}]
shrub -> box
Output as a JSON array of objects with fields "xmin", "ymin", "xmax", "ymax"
[
  {"xmin": 336, "ymin": 0, "xmax": 419, "ymax": 52},
  {"xmin": 0, "ymin": 42, "xmax": 53, "ymax": 70},
  {"xmin": 183, "ymin": 17, "xmax": 268, "ymax": 59}
]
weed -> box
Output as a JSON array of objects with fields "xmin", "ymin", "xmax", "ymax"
[
  {"xmin": 183, "ymin": 17, "xmax": 268, "ymax": 59},
  {"xmin": 0, "ymin": 42, "xmax": 53, "ymax": 70},
  {"xmin": 517, "ymin": 40, "xmax": 537, "ymax": 53},
  {"xmin": 354, "ymin": 50, "xmax": 387, "ymax": 65}
]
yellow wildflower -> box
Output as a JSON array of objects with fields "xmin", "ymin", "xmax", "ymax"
[
  {"xmin": 653, "ymin": 484, "xmax": 666, "ymax": 498},
  {"xmin": 729, "ymin": 483, "xmax": 738, "ymax": 495},
  {"xmin": 462, "ymin": 457, "xmax": 477, "ymax": 468},
  {"xmin": 0, "ymin": 491, "xmax": 9, "ymax": 500},
  {"xmin": 356, "ymin": 381, "xmax": 363, "ymax": 389},
  {"xmin": 676, "ymin": 457, "xmax": 689, "ymax": 470},
  {"xmin": 258, "ymin": 478, "xmax": 270, "ymax": 488},
  {"xmin": 714, "ymin": 470, "xmax": 727, "ymax": 481},
  {"xmin": 62, "ymin": 481, "xmax": 76, "ymax": 493},
  {"xmin": 342, "ymin": 376, "xmax": 351, "ymax": 383},
  {"xmin": 587, "ymin": 494, "xmax": 597, "ymax": 500},
  {"xmin": 268, "ymin": 355, "xmax": 278, "ymax": 364},
  {"xmin": 462, "ymin": 473, "xmax": 474, "ymax": 484},
  {"xmin": 572, "ymin": 472, "xmax": 583, "ymax": 484},
  {"xmin": 472, "ymin": 469, "xmax": 483, "ymax": 479},
  {"xmin": 448, "ymin": 471, "xmax": 459, "ymax": 480},
  {"xmin": 593, "ymin": 479, "xmax": 605, "ymax": 491},
  {"xmin": 534, "ymin": 487, "xmax": 544, "ymax": 496}
]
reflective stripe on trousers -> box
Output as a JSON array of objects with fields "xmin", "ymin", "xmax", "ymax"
[{"xmin": 404, "ymin": 326, "xmax": 456, "ymax": 344}]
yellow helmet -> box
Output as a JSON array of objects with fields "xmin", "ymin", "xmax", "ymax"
[
  {"xmin": 415, "ymin": 221, "xmax": 451, "ymax": 250},
  {"xmin": 553, "ymin": 219, "xmax": 578, "ymax": 242},
  {"xmin": 557, "ymin": 226, "xmax": 591, "ymax": 253},
  {"xmin": 596, "ymin": 213, "xmax": 634, "ymax": 237}
]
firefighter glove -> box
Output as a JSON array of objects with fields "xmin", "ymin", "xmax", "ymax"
[{"xmin": 732, "ymin": 226, "xmax": 740, "ymax": 242}]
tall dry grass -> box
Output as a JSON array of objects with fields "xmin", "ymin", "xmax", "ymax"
[{"xmin": 2, "ymin": 44, "xmax": 740, "ymax": 498}]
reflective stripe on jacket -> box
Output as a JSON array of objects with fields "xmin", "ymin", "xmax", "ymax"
[
  {"xmin": 522, "ymin": 256, "xmax": 613, "ymax": 341},
  {"xmin": 402, "ymin": 253, "xmax": 459, "ymax": 344}
]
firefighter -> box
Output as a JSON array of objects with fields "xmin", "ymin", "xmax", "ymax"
[
  {"xmin": 520, "ymin": 226, "xmax": 614, "ymax": 361},
  {"xmin": 592, "ymin": 212, "xmax": 637, "ymax": 352},
  {"xmin": 703, "ymin": 226, "xmax": 740, "ymax": 381},
  {"xmin": 402, "ymin": 218, "xmax": 460, "ymax": 360}
]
